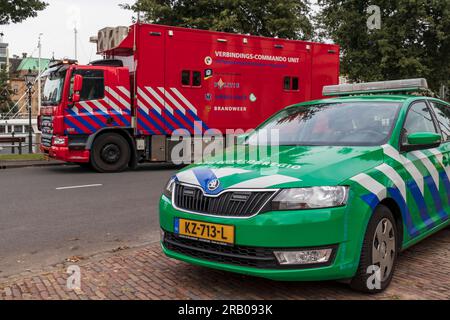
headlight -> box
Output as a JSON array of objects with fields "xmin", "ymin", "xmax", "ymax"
[
  {"xmin": 162, "ymin": 177, "xmax": 176, "ymax": 199},
  {"xmin": 272, "ymin": 186, "xmax": 349, "ymax": 210},
  {"xmin": 52, "ymin": 136, "xmax": 67, "ymax": 146}
]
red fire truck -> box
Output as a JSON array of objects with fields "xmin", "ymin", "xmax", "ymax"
[{"xmin": 39, "ymin": 23, "xmax": 339, "ymax": 172}]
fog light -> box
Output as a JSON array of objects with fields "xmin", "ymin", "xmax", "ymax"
[
  {"xmin": 160, "ymin": 229, "xmax": 165, "ymax": 241},
  {"xmin": 274, "ymin": 249, "xmax": 333, "ymax": 266}
]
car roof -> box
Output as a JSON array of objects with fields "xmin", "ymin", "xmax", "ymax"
[{"xmin": 288, "ymin": 95, "xmax": 449, "ymax": 108}]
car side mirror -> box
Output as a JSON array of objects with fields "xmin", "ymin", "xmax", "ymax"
[
  {"xmin": 73, "ymin": 74, "xmax": 83, "ymax": 93},
  {"xmin": 402, "ymin": 132, "xmax": 441, "ymax": 152}
]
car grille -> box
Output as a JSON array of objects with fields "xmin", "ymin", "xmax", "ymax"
[
  {"xmin": 163, "ymin": 232, "xmax": 279, "ymax": 269},
  {"xmin": 40, "ymin": 115, "xmax": 54, "ymax": 148},
  {"xmin": 174, "ymin": 184, "xmax": 276, "ymax": 217}
]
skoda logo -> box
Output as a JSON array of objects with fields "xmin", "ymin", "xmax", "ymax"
[{"xmin": 207, "ymin": 179, "xmax": 220, "ymax": 192}]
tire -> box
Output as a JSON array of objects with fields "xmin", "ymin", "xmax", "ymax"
[
  {"xmin": 350, "ymin": 205, "xmax": 399, "ymax": 293},
  {"xmin": 90, "ymin": 133, "xmax": 130, "ymax": 173}
]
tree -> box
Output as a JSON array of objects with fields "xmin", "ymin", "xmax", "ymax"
[
  {"xmin": 0, "ymin": 0, "xmax": 48, "ymax": 25},
  {"xmin": 0, "ymin": 64, "xmax": 12, "ymax": 113},
  {"xmin": 317, "ymin": 0, "xmax": 450, "ymax": 94},
  {"xmin": 121, "ymin": 0, "xmax": 313, "ymax": 40}
]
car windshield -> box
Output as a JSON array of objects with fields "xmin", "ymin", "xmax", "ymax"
[
  {"xmin": 246, "ymin": 102, "xmax": 402, "ymax": 147},
  {"xmin": 42, "ymin": 68, "xmax": 67, "ymax": 106}
]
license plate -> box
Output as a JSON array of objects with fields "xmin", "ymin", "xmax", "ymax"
[{"xmin": 175, "ymin": 218, "xmax": 235, "ymax": 245}]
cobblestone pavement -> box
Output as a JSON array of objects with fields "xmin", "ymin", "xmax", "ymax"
[{"xmin": 1, "ymin": 228, "xmax": 448, "ymax": 300}]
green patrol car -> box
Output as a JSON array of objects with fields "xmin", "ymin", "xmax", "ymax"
[{"xmin": 159, "ymin": 79, "xmax": 450, "ymax": 292}]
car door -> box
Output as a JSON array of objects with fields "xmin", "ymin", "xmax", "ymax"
[
  {"xmin": 401, "ymin": 101, "xmax": 446, "ymax": 236},
  {"xmin": 66, "ymin": 69, "xmax": 115, "ymax": 135},
  {"xmin": 428, "ymin": 100, "xmax": 450, "ymax": 224}
]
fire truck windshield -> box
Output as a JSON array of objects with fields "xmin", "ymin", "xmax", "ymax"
[{"xmin": 42, "ymin": 68, "xmax": 67, "ymax": 106}]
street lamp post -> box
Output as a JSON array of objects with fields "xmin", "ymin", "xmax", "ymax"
[{"xmin": 24, "ymin": 69, "xmax": 36, "ymax": 154}]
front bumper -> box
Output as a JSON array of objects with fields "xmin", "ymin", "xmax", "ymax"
[
  {"xmin": 159, "ymin": 195, "xmax": 368, "ymax": 281},
  {"xmin": 41, "ymin": 145, "xmax": 90, "ymax": 163}
]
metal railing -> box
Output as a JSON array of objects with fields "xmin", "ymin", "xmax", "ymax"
[{"xmin": 0, "ymin": 113, "xmax": 29, "ymax": 120}]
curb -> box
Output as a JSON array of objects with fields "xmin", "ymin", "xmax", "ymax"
[{"xmin": 0, "ymin": 161, "xmax": 67, "ymax": 170}]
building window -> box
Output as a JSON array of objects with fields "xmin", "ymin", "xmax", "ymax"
[
  {"xmin": 284, "ymin": 76, "xmax": 299, "ymax": 91},
  {"xmin": 181, "ymin": 70, "xmax": 202, "ymax": 87}
]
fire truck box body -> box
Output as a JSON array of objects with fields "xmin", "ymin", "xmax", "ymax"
[{"xmin": 40, "ymin": 23, "xmax": 340, "ymax": 172}]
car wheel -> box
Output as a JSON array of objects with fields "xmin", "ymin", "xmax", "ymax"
[
  {"xmin": 91, "ymin": 133, "xmax": 130, "ymax": 173},
  {"xmin": 350, "ymin": 205, "xmax": 398, "ymax": 293}
]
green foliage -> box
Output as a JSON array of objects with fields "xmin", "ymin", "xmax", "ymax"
[
  {"xmin": 121, "ymin": 0, "xmax": 313, "ymax": 40},
  {"xmin": 317, "ymin": 0, "xmax": 450, "ymax": 93},
  {"xmin": 0, "ymin": 64, "xmax": 11, "ymax": 113},
  {"xmin": 0, "ymin": 0, "xmax": 48, "ymax": 25}
]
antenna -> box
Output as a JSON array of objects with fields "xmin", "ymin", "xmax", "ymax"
[
  {"xmin": 74, "ymin": 26, "xmax": 78, "ymax": 60},
  {"xmin": 38, "ymin": 33, "xmax": 43, "ymax": 111}
]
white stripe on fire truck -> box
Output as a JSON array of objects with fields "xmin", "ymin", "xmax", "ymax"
[
  {"xmin": 71, "ymin": 106, "xmax": 80, "ymax": 115},
  {"xmin": 116, "ymin": 86, "xmax": 131, "ymax": 106},
  {"xmin": 350, "ymin": 173, "xmax": 387, "ymax": 201},
  {"xmin": 382, "ymin": 144, "xmax": 425, "ymax": 195},
  {"xmin": 91, "ymin": 100, "xmax": 109, "ymax": 114},
  {"xmin": 137, "ymin": 99, "xmax": 150, "ymax": 114},
  {"xmin": 145, "ymin": 87, "xmax": 174, "ymax": 114},
  {"xmin": 106, "ymin": 87, "xmax": 131, "ymax": 110},
  {"xmin": 158, "ymin": 87, "xmax": 186, "ymax": 115},
  {"xmin": 137, "ymin": 87, "xmax": 162, "ymax": 115},
  {"xmin": 105, "ymin": 96, "xmax": 124, "ymax": 115},
  {"xmin": 79, "ymin": 101, "xmax": 94, "ymax": 114},
  {"xmin": 170, "ymin": 88, "xmax": 198, "ymax": 115},
  {"xmin": 375, "ymin": 163, "xmax": 407, "ymax": 201},
  {"xmin": 410, "ymin": 150, "xmax": 440, "ymax": 191}
]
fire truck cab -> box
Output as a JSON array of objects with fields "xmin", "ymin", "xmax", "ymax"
[{"xmin": 39, "ymin": 23, "xmax": 340, "ymax": 172}]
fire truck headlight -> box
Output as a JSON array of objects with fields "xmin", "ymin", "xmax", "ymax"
[{"xmin": 52, "ymin": 136, "xmax": 67, "ymax": 146}]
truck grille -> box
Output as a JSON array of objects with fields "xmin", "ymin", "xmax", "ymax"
[
  {"xmin": 163, "ymin": 232, "xmax": 279, "ymax": 269},
  {"xmin": 174, "ymin": 184, "xmax": 276, "ymax": 217},
  {"xmin": 40, "ymin": 116, "xmax": 54, "ymax": 148}
]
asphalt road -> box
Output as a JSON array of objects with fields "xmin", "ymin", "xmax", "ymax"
[{"xmin": 0, "ymin": 164, "xmax": 177, "ymax": 278}]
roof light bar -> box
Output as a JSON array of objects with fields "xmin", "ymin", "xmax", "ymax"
[{"xmin": 323, "ymin": 78, "xmax": 429, "ymax": 96}]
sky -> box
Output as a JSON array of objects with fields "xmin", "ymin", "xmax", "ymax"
[{"xmin": 1, "ymin": 0, "xmax": 136, "ymax": 64}]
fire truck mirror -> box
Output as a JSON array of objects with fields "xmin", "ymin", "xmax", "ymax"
[
  {"xmin": 72, "ymin": 93, "xmax": 81, "ymax": 104},
  {"xmin": 73, "ymin": 74, "xmax": 84, "ymax": 93}
]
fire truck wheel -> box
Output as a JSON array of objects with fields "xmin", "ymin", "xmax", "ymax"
[{"xmin": 91, "ymin": 133, "xmax": 130, "ymax": 173}]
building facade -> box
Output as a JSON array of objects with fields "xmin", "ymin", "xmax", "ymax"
[{"xmin": 8, "ymin": 54, "xmax": 51, "ymax": 117}]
